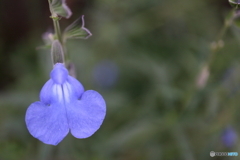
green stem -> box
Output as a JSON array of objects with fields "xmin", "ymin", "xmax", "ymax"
[
  {"xmin": 47, "ymin": 0, "xmax": 73, "ymax": 75},
  {"xmin": 207, "ymin": 10, "xmax": 234, "ymax": 66},
  {"xmin": 53, "ymin": 18, "xmax": 62, "ymax": 44},
  {"xmin": 48, "ymin": 0, "xmax": 68, "ymax": 63},
  {"xmin": 53, "ymin": 18, "xmax": 71, "ymax": 72},
  {"xmin": 181, "ymin": 9, "xmax": 235, "ymax": 113}
]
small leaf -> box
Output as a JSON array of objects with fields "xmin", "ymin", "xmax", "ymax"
[
  {"xmin": 63, "ymin": 15, "xmax": 92, "ymax": 40},
  {"xmin": 51, "ymin": 40, "xmax": 65, "ymax": 64},
  {"xmin": 49, "ymin": 0, "xmax": 72, "ymax": 18}
]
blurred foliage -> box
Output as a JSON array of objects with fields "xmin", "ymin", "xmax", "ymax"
[{"xmin": 0, "ymin": 0, "xmax": 240, "ymax": 159}]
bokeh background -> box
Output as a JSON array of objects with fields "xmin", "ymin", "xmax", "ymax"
[{"xmin": 0, "ymin": 0, "xmax": 239, "ymax": 159}]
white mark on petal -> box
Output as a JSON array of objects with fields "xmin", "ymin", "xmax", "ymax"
[
  {"xmin": 53, "ymin": 84, "xmax": 63, "ymax": 102},
  {"xmin": 52, "ymin": 82, "xmax": 72, "ymax": 104},
  {"xmin": 62, "ymin": 82, "xmax": 71, "ymax": 103}
]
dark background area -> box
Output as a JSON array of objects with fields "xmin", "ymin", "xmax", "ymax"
[{"xmin": 0, "ymin": 0, "xmax": 239, "ymax": 160}]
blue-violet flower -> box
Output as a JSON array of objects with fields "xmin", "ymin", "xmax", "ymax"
[
  {"xmin": 25, "ymin": 63, "xmax": 106, "ymax": 145},
  {"xmin": 221, "ymin": 126, "xmax": 237, "ymax": 148}
]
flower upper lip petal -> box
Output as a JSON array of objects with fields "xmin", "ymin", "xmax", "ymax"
[{"xmin": 51, "ymin": 63, "xmax": 69, "ymax": 84}]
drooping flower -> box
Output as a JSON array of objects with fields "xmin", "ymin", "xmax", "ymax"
[{"xmin": 25, "ymin": 63, "xmax": 106, "ymax": 145}]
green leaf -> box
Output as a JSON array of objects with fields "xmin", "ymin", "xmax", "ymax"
[
  {"xmin": 49, "ymin": 0, "xmax": 72, "ymax": 18},
  {"xmin": 229, "ymin": 0, "xmax": 240, "ymax": 9},
  {"xmin": 51, "ymin": 40, "xmax": 65, "ymax": 64},
  {"xmin": 63, "ymin": 15, "xmax": 92, "ymax": 40}
]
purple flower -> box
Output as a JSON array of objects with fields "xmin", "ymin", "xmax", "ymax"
[
  {"xmin": 92, "ymin": 60, "xmax": 119, "ymax": 88},
  {"xmin": 25, "ymin": 63, "xmax": 106, "ymax": 145},
  {"xmin": 221, "ymin": 126, "xmax": 238, "ymax": 148}
]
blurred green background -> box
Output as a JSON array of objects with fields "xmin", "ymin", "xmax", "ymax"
[{"xmin": 0, "ymin": 0, "xmax": 239, "ymax": 159}]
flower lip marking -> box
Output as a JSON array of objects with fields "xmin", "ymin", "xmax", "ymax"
[{"xmin": 25, "ymin": 63, "xmax": 106, "ymax": 145}]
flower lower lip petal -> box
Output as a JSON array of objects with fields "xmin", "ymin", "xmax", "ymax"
[
  {"xmin": 25, "ymin": 101, "xmax": 69, "ymax": 145},
  {"xmin": 67, "ymin": 90, "xmax": 106, "ymax": 139}
]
